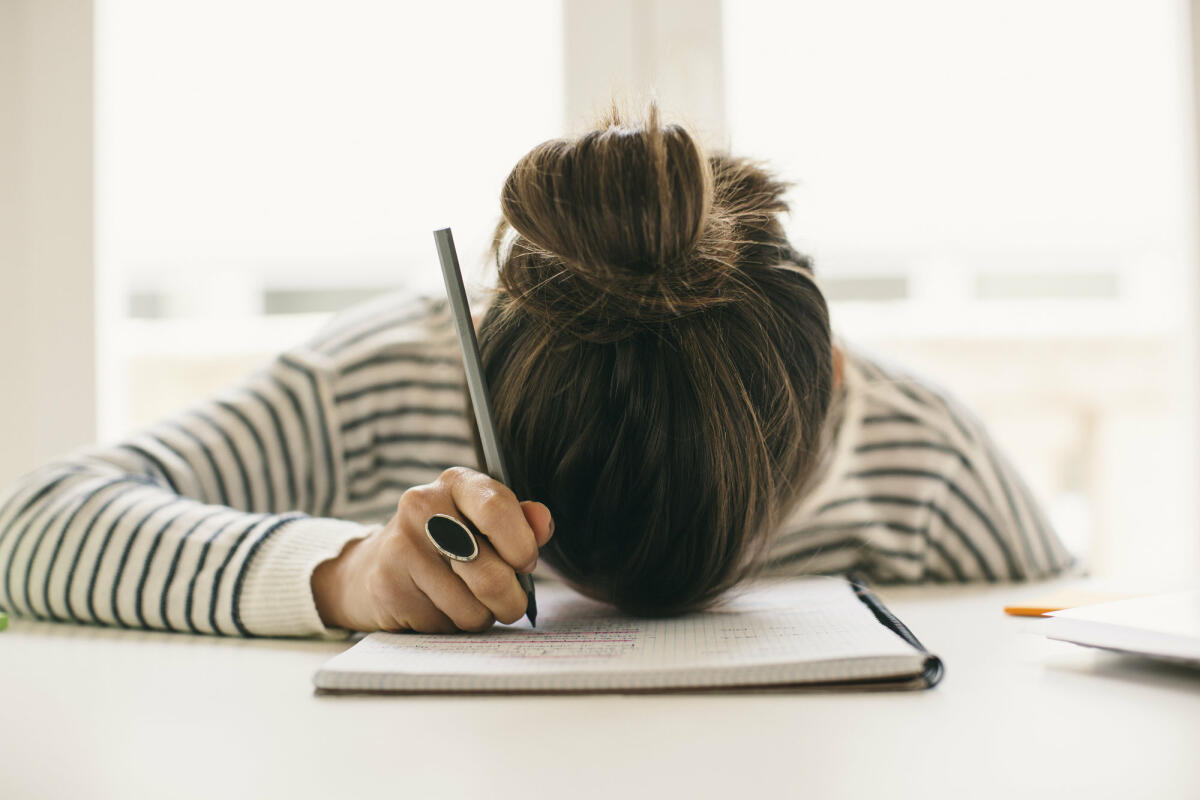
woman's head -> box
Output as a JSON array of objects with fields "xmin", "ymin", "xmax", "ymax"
[{"xmin": 478, "ymin": 106, "xmax": 833, "ymax": 615}]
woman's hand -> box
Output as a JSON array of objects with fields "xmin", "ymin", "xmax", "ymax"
[{"xmin": 311, "ymin": 467, "xmax": 554, "ymax": 633}]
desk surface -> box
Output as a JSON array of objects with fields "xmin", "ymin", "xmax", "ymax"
[{"xmin": 3, "ymin": 580, "xmax": 1198, "ymax": 800}]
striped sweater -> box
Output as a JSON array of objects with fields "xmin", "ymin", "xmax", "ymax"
[{"xmin": 0, "ymin": 292, "xmax": 1074, "ymax": 637}]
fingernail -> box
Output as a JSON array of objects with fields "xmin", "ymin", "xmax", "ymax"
[
  {"xmin": 548, "ymin": 515, "xmax": 555, "ymax": 537},
  {"xmin": 520, "ymin": 557, "xmax": 538, "ymax": 574}
]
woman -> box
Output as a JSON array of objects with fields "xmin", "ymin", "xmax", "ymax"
[{"xmin": 0, "ymin": 108, "xmax": 1073, "ymax": 638}]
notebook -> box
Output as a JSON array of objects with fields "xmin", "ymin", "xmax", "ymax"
[
  {"xmin": 1039, "ymin": 590, "xmax": 1200, "ymax": 669},
  {"xmin": 313, "ymin": 575, "xmax": 943, "ymax": 693}
]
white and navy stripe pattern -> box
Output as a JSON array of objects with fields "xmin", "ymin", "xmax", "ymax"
[
  {"xmin": 0, "ymin": 292, "xmax": 1072, "ymax": 637},
  {"xmin": 311, "ymin": 295, "xmax": 478, "ymax": 521},
  {"xmin": 765, "ymin": 348, "xmax": 1074, "ymax": 584}
]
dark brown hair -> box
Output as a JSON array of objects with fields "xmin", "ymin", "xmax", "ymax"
[{"xmin": 478, "ymin": 106, "xmax": 833, "ymax": 615}]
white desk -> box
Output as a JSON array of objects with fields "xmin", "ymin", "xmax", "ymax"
[{"xmin": 2, "ymin": 582, "xmax": 1198, "ymax": 800}]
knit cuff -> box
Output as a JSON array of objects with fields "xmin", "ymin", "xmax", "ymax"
[{"xmin": 238, "ymin": 516, "xmax": 377, "ymax": 638}]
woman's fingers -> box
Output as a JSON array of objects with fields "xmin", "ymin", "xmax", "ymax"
[
  {"xmin": 447, "ymin": 537, "xmax": 528, "ymax": 624},
  {"xmin": 405, "ymin": 525, "xmax": 526, "ymax": 628},
  {"xmin": 322, "ymin": 469, "xmax": 554, "ymax": 635},
  {"xmin": 436, "ymin": 468, "xmax": 541, "ymax": 572},
  {"xmin": 408, "ymin": 533, "xmax": 526, "ymax": 628},
  {"xmin": 520, "ymin": 500, "xmax": 555, "ymax": 549},
  {"xmin": 364, "ymin": 548, "xmax": 459, "ymax": 634},
  {"xmin": 407, "ymin": 546, "xmax": 496, "ymax": 632},
  {"xmin": 399, "ymin": 471, "xmax": 534, "ymax": 629},
  {"xmin": 393, "ymin": 600, "xmax": 458, "ymax": 635}
]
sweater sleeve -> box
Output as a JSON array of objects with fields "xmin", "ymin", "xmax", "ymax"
[{"xmin": 0, "ymin": 347, "xmax": 376, "ymax": 638}]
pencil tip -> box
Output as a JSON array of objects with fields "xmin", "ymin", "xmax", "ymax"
[{"xmin": 526, "ymin": 594, "xmax": 538, "ymax": 628}]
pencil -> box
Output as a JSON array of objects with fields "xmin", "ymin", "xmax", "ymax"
[{"xmin": 433, "ymin": 228, "xmax": 538, "ymax": 627}]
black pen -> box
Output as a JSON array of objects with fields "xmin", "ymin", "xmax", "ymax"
[{"xmin": 433, "ymin": 227, "xmax": 538, "ymax": 627}]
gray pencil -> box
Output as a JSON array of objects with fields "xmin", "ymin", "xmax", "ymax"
[{"xmin": 433, "ymin": 227, "xmax": 538, "ymax": 627}]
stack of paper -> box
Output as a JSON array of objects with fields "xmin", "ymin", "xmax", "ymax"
[{"xmin": 1041, "ymin": 591, "xmax": 1200, "ymax": 668}]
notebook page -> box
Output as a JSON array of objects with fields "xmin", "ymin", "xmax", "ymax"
[{"xmin": 315, "ymin": 576, "xmax": 924, "ymax": 690}]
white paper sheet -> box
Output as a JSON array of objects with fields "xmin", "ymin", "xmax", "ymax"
[{"xmin": 1042, "ymin": 590, "xmax": 1200, "ymax": 666}]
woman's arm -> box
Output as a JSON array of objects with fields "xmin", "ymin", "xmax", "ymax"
[
  {"xmin": 0, "ymin": 292, "xmax": 552, "ymax": 637},
  {"xmin": 0, "ymin": 349, "xmax": 372, "ymax": 636}
]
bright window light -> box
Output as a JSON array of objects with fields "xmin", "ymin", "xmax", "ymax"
[{"xmin": 724, "ymin": 0, "xmax": 1199, "ymax": 580}]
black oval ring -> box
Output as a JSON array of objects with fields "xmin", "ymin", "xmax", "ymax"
[{"xmin": 424, "ymin": 514, "xmax": 480, "ymax": 562}]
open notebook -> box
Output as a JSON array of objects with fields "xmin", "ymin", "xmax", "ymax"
[{"xmin": 313, "ymin": 575, "xmax": 943, "ymax": 693}]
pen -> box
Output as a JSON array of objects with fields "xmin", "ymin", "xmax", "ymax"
[{"xmin": 433, "ymin": 227, "xmax": 538, "ymax": 627}]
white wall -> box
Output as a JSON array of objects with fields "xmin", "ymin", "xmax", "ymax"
[
  {"xmin": 563, "ymin": 0, "xmax": 726, "ymax": 146},
  {"xmin": 0, "ymin": 0, "xmax": 95, "ymax": 486}
]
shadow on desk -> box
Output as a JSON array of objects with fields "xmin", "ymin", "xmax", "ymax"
[
  {"xmin": 1044, "ymin": 646, "xmax": 1200, "ymax": 694},
  {"xmin": 4, "ymin": 618, "xmax": 344, "ymax": 654}
]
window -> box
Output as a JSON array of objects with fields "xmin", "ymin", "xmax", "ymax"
[
  {"xmin": 97, "ymin": 0, "xmax": 563, "ymax": 434},
  {"xmin": 724, "ymin": 0, "xmax": 1199, "ymax": 579}
]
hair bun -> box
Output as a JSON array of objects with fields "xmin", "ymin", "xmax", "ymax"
[{"xmin": 496, "ymin": 106, "xmax": 735, "ymax": 340}]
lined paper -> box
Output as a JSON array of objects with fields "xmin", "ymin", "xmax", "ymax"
[{"xmin": 314, "ymin": 576, "xmax": 931, "ymax": 692}]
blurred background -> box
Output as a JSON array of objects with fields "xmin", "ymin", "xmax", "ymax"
[{"xmin": 3, "ymin": 0, "xmax": 1199, "ymax": 581}]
